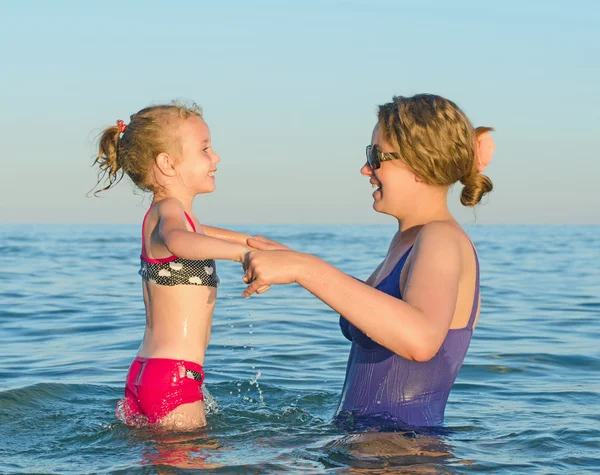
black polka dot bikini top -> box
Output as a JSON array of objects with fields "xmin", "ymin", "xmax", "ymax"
[{"xmin": 139, "ymin": 205, "xmax": 219, "ymax": 288}]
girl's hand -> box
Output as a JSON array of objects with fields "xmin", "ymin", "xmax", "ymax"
[
  {"xmin": 241, "ymin": 250, "xmax": 305, "ymax": 297},
  {"xmin": 234, "ymin": 245, "xmax": 253, "ymax": 263}
]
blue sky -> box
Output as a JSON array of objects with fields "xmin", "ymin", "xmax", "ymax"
[{"xmin": 1, "ymin": 0, "xmax": 598, "ymax": 225}]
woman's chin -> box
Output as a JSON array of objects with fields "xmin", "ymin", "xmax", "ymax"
[
  {"xmin": 372, "ymin": 196, "xmax": 385, "ymax": 212},
  {"xmin": 372, "ymin": 199, "xmax": 398, "ymax": 218}
]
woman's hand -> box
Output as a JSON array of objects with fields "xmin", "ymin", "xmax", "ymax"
[
  {"xmin": 241, "ymin": 250, "xmax": 306, "ymax": 297},
  {"xmin": 246, "ymin": 235, "xmax": 293, "ymax": 251}
]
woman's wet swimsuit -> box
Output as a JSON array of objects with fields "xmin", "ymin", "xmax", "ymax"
[{"xmin": 337, "ymin": 243, "xmax": 480, "ymax": 430}]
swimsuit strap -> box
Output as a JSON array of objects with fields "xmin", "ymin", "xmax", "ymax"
[
  {"xmin": 396, "ymin": 229, "xmax": 479, "ymax": 331},
  {"xmin": 466, "ymin": 242, "xmax": 480, "ymax": 331},
  {"xmin": 141, "ymin": 203, "xmax": 196, "ymax": 258},
  {"xmin": 183, "ymin": 211, "xmax": 196, "ymax": 232}
]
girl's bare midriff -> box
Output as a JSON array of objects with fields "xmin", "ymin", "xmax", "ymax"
[{"xmin": 138, "ymin": 282, "xmax": 216, "ymax": 365}]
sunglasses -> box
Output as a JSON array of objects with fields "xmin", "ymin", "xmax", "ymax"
[{"xmin": 365, "ymin": 144, "xmax": 402, "ymax": 170}]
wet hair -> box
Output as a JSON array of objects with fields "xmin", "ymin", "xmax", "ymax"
[
  {"xmin": 378, "ymin": 94, "xmax": 493, "ymax": 206},
  {"xmin": 92, "ymin": 101, "xmax": 203, "ymax": 196}
]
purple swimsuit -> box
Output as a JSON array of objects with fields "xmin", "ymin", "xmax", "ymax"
[{"xmin": 336, "ymin": 245, "xmax": 479, "ymax": 430}]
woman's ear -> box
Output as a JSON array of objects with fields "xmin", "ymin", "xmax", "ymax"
[{"xmin": 476, "ymin": 131, "xmax": 495, "ymax": 172}]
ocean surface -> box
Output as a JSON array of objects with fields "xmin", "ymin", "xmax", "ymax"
[{"xmin": 1, "ymin": 224, "xmax": 599, "ymax": 474}]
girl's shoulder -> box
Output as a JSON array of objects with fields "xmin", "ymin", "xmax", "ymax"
[{"xmin": 154, "ymin": 197, "xmax": 184, "ymax": 213}]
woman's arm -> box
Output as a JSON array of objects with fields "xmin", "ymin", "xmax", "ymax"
[
  {"xmin": 246, "ymin": 235, "xmax": 291, "ymax": 251},
  {"xmin": 156, "ymin": 198, "xmax": 250, "ymax": 262},
  {"xmin": 243, "ymin": 222, "xmax": 464, "ymax": 361},
  {"xmin": 200, "ymin": 228, "xmax": 293, "ymax": 251}
]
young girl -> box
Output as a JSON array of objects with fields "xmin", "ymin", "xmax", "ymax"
[
  {"xmin": 242, "ymin": 94, "xmax": 496, "ymax": 429},
  {"xmin": 93, "ymin": 102, "xmax": 263, "ymax": 430}
]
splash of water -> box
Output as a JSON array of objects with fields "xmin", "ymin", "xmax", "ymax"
[
  {"xmin": 249, "ymin": 370, "xmax": 264, "ymax": 406},
  {"xmin": 115, "ymin": 397, "xmax": 149, "ymax": 428},
  {"xmin": 203, "ymin": 384, "xmax": 219, "ymax": 415}
]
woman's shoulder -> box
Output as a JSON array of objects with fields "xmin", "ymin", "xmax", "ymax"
[
  {"xmin": 416, "ymin": 220, "xmax": 469, "ymax": 248},
  {"xmin": 407, "ymin": 221, "xmax": 473, "ymax": 269},
  {"xmin": 411, "ymin": 221, "xmax": 476, "ymax": 278}
]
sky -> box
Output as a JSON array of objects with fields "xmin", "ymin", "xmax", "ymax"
[{"xmin": 1, "ymin": 0, "xmax": 599, "ymax": 225}]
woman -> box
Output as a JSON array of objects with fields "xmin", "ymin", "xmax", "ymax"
[{"xmin": 242, "ymin": 93, "xmax": 495, "ymax": 429}]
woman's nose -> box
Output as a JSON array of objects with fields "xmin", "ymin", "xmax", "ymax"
[{"xmin": 360, "ymin": 162, "xmax": 373, "ymax": 177}]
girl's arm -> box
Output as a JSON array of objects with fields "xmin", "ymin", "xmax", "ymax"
[
  {"xmin": 156, "ymin": 198, "xmax": 250, "ymax": 262},
  {"xmin": 242, "ymin": 222, "xmax": 464, "ymax": 361},
  {"xmin": 201, "ymin": 225, "xmax": 252, "ymax": 246}
]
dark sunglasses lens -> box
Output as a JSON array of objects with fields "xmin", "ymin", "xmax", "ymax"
[{"xmin": 367, "ymin": 146, "xmax": 379, "ymax": 169}]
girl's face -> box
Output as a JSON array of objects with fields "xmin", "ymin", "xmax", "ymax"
[
  {"xmin": 174, "ymin": 116, "xmax": 221, "ymax": 195},
  {"xmin": 360, "ymin": 124, "xmax": 420, "ymax": 218}
]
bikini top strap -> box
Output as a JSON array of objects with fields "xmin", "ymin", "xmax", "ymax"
[
  {"xmin": 466, "ymin": 242, "xmax": 480, "ymax": 331},
  {"xmin": 184, "ymin": 212, "xmax": 196, "ymax": 232},
  {"xmin": 141, "ymin": 205, "xmax": 196, "ymax": 258}
]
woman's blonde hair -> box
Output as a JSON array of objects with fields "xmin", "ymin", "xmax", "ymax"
[
  {"xmin": 378, "ymin": 94, "xmax": 493, "ymax": 206},
  {"xmin": 92, "ymin": 101, "xmax": 203, "ymax": 196}
]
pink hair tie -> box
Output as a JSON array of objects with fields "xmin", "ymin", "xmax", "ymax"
[{"xmin": 116, "ymin": 120, "xmax": 127, "ymax": 133}]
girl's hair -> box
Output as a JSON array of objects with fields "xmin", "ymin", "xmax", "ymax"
[
  {"xmin": 377, "ymin": 94, "xmax": 493, "ymax": 206},
  {"xmin": 92, "ymin": 101, "xmax": 203, "ymax": 196}
]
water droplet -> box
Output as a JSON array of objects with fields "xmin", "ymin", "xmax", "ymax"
[{"xmin": 249, "ymin": 370, "xmax": 264, "ymax": 405}]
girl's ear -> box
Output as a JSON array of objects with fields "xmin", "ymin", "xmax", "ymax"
[{"xmin": 155, "ymin": 153, "xmax": 177, "ymax": 177}]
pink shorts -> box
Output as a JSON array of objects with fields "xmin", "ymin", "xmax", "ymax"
[{"xmin": 116, "ymin": 357, "xmax": 205, "ymax": 425}]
